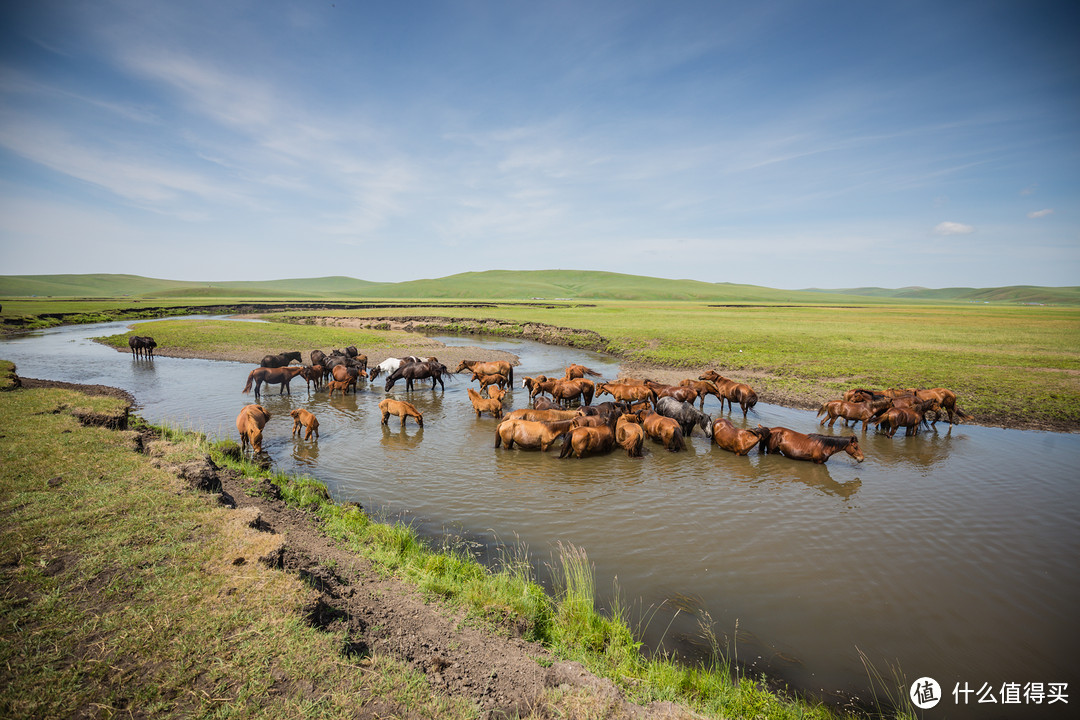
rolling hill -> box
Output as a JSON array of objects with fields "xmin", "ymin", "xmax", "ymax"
[{"xmin": 2, "ymin": 271, "xmax": 1077, "ymax": 305}]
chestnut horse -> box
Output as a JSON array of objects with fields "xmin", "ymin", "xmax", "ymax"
[
  {"xmin": 563, "ymin": 364, "xmax": 602, "ymax": 380},
  {"xmin": 596, "ymin": 382, "xmax": 655, "ymax": 405},
  {"xmin": 914, "ymin": 388, "xmax": 969, "ymax": 425},
  {"xmin": 289, "ymin": 408, "xmax": 319, "ymax": 440},
  {"xmin": 242, "ymin": 365, "xmax": 306, "ymax": 400},
  {"xmin": 637, "ymin": 409, "xmax": 685, "ymax": 452},
  {"xmin": 699, "ymin": 371, "xmax": 758, "ymax": 415},
  {"xmin": 559, "ymin": 422, "xmax": 616, "ymax": 458},
  {"xmin": 504, "ymin": 408, "xmax": 580, "ymax": 422},
  {"xmin": 711, "ymin": 419, "xmax": 770, "ymax": 456},
  {"xmin": 615, "ymin": 414, "xmax": 646, "ymax": 457},
  {"xmin": 470, "ymin": 371, "xmax": 509, "ymax": 393},
  {"xmin": 678, "ymin": 379, "xmax": 724, "ymax": 410},
  {"xmin": 871, "ymin": 399, "xmax": 939, "ymax": 437},
  {"xmin": 494, "ymin": 419, "xmax": 575, "ymax": 451},
  {"xmin": 236, "ymin": 404, "xmax": 271, "ymax": 453},
  {"xmin": 643, "ymin": 380, "xmax": 698, "ymax": 406},
  {"xmin": 549, "ymin": 378, "xmax": 596, "ymax": 407},
  {"xmin": 467, "ymin": 388, "xmax": 504, "ymax": 419},
  {"xmin": 764, "ymin": 427, "xmax": 864, "ymax": 464},
  {"xmin": 454, "ymin": 359, "xmax": 513, "ymax": 385},
  {"xmin": 379, "ymin": 398, "xmax": 423, "ymax": 428},
  {"xmin": 817, "ymin": 397, "xmax": 892, "ymax": 431}
]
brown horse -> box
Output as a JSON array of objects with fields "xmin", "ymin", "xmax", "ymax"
[
  {"xmin": 242, "ymin": 365, "xmax": 306, "ymax": 400},
  {"xmin": 327, "ymin": 379, "xmax": 352, "ymax": 398},
  {"xmin": 559, "ymin": 424, "xmax": 616, "ymax": 458},
  {"xmin": 615, "ymin": 414, "xmax": 645, "ymax": 457},
  {"xmin": 494, "ymin": 419, "xmax": 575, "ymax": 451},
  {"xmin": 550, "ymin": 378, "xmax": 596, "ymax": 407},
  {"xmin": 764, "ymin": 427, "xmax": 864, "ymax": 463},
  {"xmin": 454, "ymin": 359, "xmax": 513, "ymax": 385},
  {"xmin": 699, "ymin": 371, "xmax": 758, "ymax": 415},
  {"xmin": 522, "ymin": 375, "xmax": 558, "ymax": 400},
  {"xmin": 300, "ymin": 364, "xmax": 324, "ymax": 392},
  {"xmin": 638, "ymin": 409, "xmax": 685, "ymax": 452},
  {"xmin": 330, "ymin": 363, "xmax": 367, "ymax": 394},
  {"xmin": 596, "ymin": 381, "xmax": 655, "ymax": 404},
  {"xmin": 504, "ymin": 408, "xmax": 580, "ymax": 422},
  {"xmin": 471, "ymin": 371, "xmax": 509, "ymax": 393},
  {"xmin": 711, "ymin": 419, "xmax": 770, "ymax": 456},
  {"xmin": 643, "ymin": 380, "xmax": 698, "ymax": 406},
  {"xmin": 563, "ymin": 363, "xmax": 602, "ymax": 380},
  {"xmin": 236, "ymin": 404, "xmax": 271, "ymax": 453},
  {"xmin": 871, "ymin": 399, "xmax": 939, "ymax": 437},
  {"xmin": 260, "ymin": 351, "xmax": 302, "ymax": 368},
  {"xmin": 678, "ymin": 379, "xmax": 724, "ymax": 409},
  {"xmin": 914, "ymin": 388, "xmax": 969, "ymax": 424},
  {"xmin": 487, "ymin": 385, "xmax": 508, "ymax": 402},
  {"xmin": 531, "ymin": 396, "xmax": 562, "ymax": 411},
  {"xmin": 289, "ymin": 408, "xmax": 319, "ymax": 440},
  {"xmin": 467, "ymin": 388, "xmax": 504, "ymax": 419},
  {"xmin": 817, "ymin": 397, "xmax": 892, "ymax": 431},
  {"xmin": 379, "ymin": 398, "xmax": 423, "ymax": 428}
]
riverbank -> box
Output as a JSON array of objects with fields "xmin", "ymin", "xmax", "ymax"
[{"xmin": 1, "ymin": 376, "xmax": 858, "ymax": 720}]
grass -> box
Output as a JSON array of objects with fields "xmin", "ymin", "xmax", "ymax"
[
  {"xmin": 0, "ymin": 386, "xmax": 475, "ymax": 719},
  {"xmin": 92, "ymin": 317, "xmax": 426, "ymax": 357}
]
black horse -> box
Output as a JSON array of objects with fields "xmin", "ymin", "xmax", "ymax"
[
  {"xmin": 260, "ymin": 351, "xmax": 302, "ymax": 368},
  {"xmin": 384, "ymin": 360, "xmax": 453, "ymax": 392},
  {"xmin": 656, "ymin": 397, "xmax": 713, "ymax": 438},
  {"xmin": 128, "ymin": 335, "xmax": 156, "ymax": 359}
]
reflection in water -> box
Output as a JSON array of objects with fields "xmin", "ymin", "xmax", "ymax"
[{"xmin": 2, "ymin": 320, "xmax": 1078, "ymax": 720}]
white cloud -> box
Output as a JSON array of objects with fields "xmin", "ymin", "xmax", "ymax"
[
  {"xmin": 1027, "ymin": 208, "xmax": 1053, "ymax": 219},
  {"xmin": 934, "ymin": 221, "xmax": 975, "ymax": 235}
]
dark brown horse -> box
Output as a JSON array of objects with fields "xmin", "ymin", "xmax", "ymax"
[
  {"xmin": 559, "ymin": 423, "xmax": 616, "ymax": 458},
  {"xmin": 764, "ymin": 427, "xmax": 864, "ymax": 463},
  {"xmin": 643, "ymin": 380, "xmax": 698, "ymax": 406},
  {"xmin": 871, "ymin": 399, "xmax": 940, "ymax": 437},
  {"xmin": 384, "ymin": 360, "xmax": 453, "ymax": 392},
  {"xmin": 678, "ymin": 379, "xmax": 724, "ymax": 409},
  {"xmin": 711, "ymin": 420, "xmax": 770, "ymax": 456},
  {"xmin": 242, "ymin": 365, "xmax": 306, "ymax": 399},
  {"xmin": 549, "ymin": 378, "xmax": 596, "ymax": 407},
  {"xmin": 128, "ymin": 335, "xmax": 156, "ymax": 359},
  {"xmin": 522, "ymin": 375, "xmax": 558, "ymax": 400},
  {"xmin": 260, "ymin": 351, "xmax": 302, "ymax": 368}
]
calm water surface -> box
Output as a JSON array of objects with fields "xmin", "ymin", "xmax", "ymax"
[{"xmin": 3, "ymin": 318, "xmax": 1077, "ymax": 717}]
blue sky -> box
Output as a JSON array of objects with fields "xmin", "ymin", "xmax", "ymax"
[{"xmin": 1, "ymin": 0, "xmax": 1076, "ymax": 289}]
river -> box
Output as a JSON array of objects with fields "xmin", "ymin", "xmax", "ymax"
[{"xmin": 2, "ymin": 317, "xmax": 1077, "ymax": 718}]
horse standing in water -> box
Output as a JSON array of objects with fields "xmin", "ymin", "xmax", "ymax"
[
  {"xmin": 711, "ymin": 420, "xmax": 770, "ymax": 456},
  {"xmin": 260, "ymin": 351, "xmax": 302, "ymax": 368},
  {"xmin": 128, "ymin": 335, "xmax": 156, "ymax": 359},
  {"xmin": 242, "ymin": 366, "xmax": 307, "ymax": 400},
  {"xmin": 764, "ymin": 427, "xmax": 864, "ymax": 464}
]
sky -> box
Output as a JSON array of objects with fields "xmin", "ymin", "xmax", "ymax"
[{"xmin": 1, "ymin": 0, "xmax": 1077, "ymax": 289}]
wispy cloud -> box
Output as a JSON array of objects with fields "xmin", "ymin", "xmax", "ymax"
[
  {"xmin": 1027, "ymin": 208, "xmax": 1053, "ymax": 219},
  {"xmin": 934, "ymin": 221, "xmax": 975, "ymax": 235}
]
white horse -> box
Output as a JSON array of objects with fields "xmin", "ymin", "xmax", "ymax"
[{"xmin": 367, "ymin": 356, "xmax": 435, "ymax": 381}]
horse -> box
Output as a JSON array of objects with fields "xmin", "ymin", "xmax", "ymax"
[
  {"xmin": 344, "ymin": 346, "xmax": 368, "ymax": 369},
  {"xmin": 914, "ymin": 388, "xmax": 969, "ymax": 425},
  {"xmin": 558, "ymin": 421, "xmax": 616, "ymax": 459},
  {"xmin": 379, "ymin": 398, "xmax": 423, "ymax": 428},
  {"xmin": 505, "ymin": 408, "xmax": 579, "ymax": 423},
  {"xmin": 699, "ymin": 371, "xmax": 758, "ymax": 415},
  {"xmin": 711, "ymin": 420, "xmax": 770, "ymax": 456},
  {"xmin": 455, "ymin": 359, "xmax": 513, "ymax": 385},
  {"xmin": 549, "ymin": 378, "xmax": 596, "ymax": 407},
  {"xmin": 471, "ymin": 371, "xmax": 509, "ymax": 394},
  {"xmin": 522, "ymin": 375, "xmax": 558, "ymax": 401},
  {"xmin": 300, "ymin": 364, "xmax": 324, "ymax": 392},
  {"xmin": 764, "ymin": 427, "xmax": 864, "ymax": 464},
  {"xmin": 871, "ymin": 399, "xmax": 940, "ymax": 438},
  {"xmin": 677, "ymin": 379, "xmax": 724, "ymax": 410},
  {"xmin": 327, "ymin": 379, "xmax": 352, "ymax": 398},
  {"xmin": 289, "ymin": 408, "xmax": 319, "ymax": 440},
  {"xmin": 310, "ymin": 349, "xmax": 328, "ymax": 369},
  {"xmin": 615, "ymin": 414, "xmax": 646, "ymax": 457},
  {"xmin": 643, "ymin": 380, "xmax": 698, "ymax": 406},
  {"xmin": 384, "ymin": 360, "xmax": 452, "ymax": 392},
  {"xmin": 656, "ymin": 397, "xmax": 713, "ymax": 438},
  {"xmin": 330, "ymin": 363, "xmax": 367, "ymax": 394},
  {"xmin": 595, "ymin": 381, "xmax": 655, "ymax": 405},
  {"xmin": 467, "ymin": 388, "xmax": 504, "ymax": 419},
  {"xmin": 236, "ymin": 404, "xmax": 271, "ymax": 453},
  {"xmin": 531, "ymin": 396, "xmax": 562, "ymax": 411},
  {"xmin": 637, "ymin": 409, "xmax": 685, "ymax": 452},
  {"xmin": 817, "ymin": 397, "xmax": 892, "ymax": 431},
  {"xmin": 368, "ymin": 356, "xmax": 432, "ymax": 381},
  {"xmin": 128, "ymin": 335, "xmax": 157, "ymax": 359},
  {"xmin": 242, "ymin": 365, "xmax": 306, "ymax": 400},
  {"xmin": 577, "ymin": 401, "xmax": 628, "ymax": 420},
  {"xmin": 260, "ymin": 351, "xmax": 302, "ymax": 368},
  {"xmin": 563, "ymin": 364, "xmax": 602, "ymax": 380},
  {"xmin": 494, "ymin": 419, "xmax": 575, "ymax": 451}
]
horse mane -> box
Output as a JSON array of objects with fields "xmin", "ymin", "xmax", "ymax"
[{"xmin": 807, "ymin": 433, "xmax": 856, "ymax": 448}]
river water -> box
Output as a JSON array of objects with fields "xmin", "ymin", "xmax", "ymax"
[{"xmin": 3, "ymin": 318, "xmax": 1077, "ymax": 717}]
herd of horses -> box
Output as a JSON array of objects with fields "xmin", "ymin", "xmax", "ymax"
[{"xmin": 218, "ymin": 341, "xmax": 970, "ymax": 466}]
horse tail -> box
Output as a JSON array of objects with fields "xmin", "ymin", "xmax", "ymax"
[
  {"xmin": 242, "ymin": 369, "xmax": 255, "ymax": 393},
  {"xmin": 756, "ymin": 426, "xmax": 771, "ymax": 454},
  {"xmin": 508, "ymin": 364, "xmax": 514, "ymax": 385},
  {"xmin": 558, "ymin": 432, "xmax": 574, "ymax": 458},
  {"xmin": 670, "ymin": 427, "xmax": 685, "ymax": 452},
  {"xmin": 816, "ymin": 403, "xmax": 827, "ymax": 417}
]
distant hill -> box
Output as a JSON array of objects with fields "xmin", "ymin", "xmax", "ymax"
[{"xmin": 2, "ymin": 271, "xmax": 1077, "ymax": 305}]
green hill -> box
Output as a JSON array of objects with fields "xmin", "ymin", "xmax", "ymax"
[{"xmin": 3, "ymin": 271, "xmax": 1077, "ymax": 305}]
